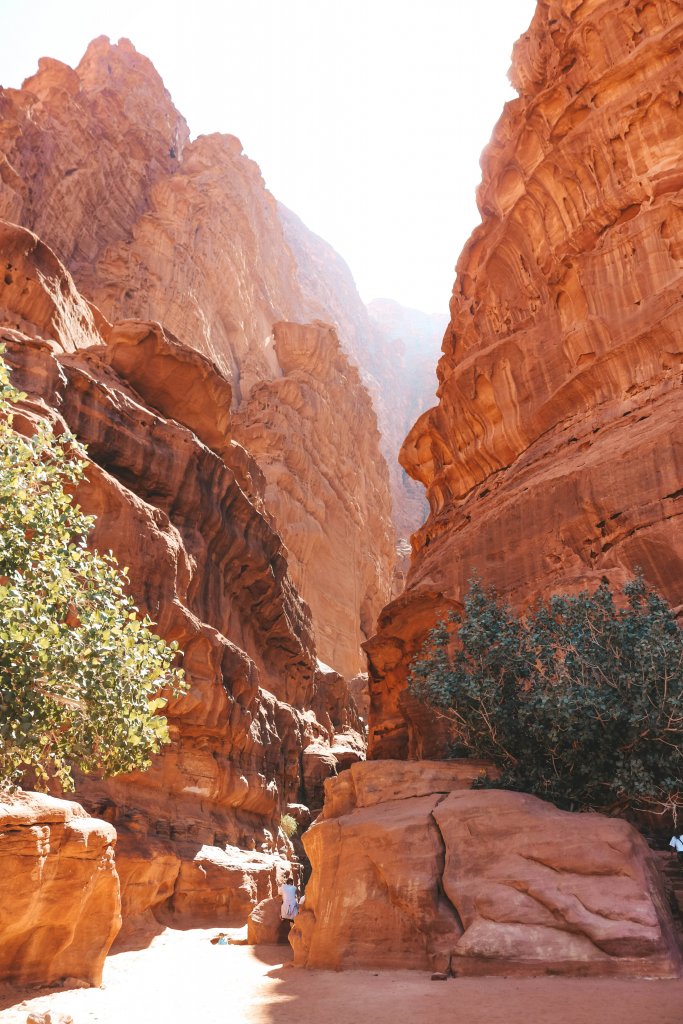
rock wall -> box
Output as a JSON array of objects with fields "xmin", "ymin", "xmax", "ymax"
[
  {"xmin": 292, "ymin": 761, "xmax": 680, "ymax": 977},
  {"xmin": 0, "ymin": 35, "xmax": 394, "ymax": 678},
  {"xmin": 233, "ymin": 321, "xmax": 394, "ymax": 676},
  {"xmin": 366, "ymin": 299, "xmax": 447, "ymax": 583},
  {"xmin": 367, "ymin": 0, "xmax": 683, "ymax": 758},
  {"xmin": 0, "ymin": 791, "xmax": 120, "ymax": 987},
  {"xmin": 280, "ymin": 204, "xmax": 446, "ymax": 541},
  {"xmin": 0, "ymin": 220, "xmax": 362, "ymax": 931}
]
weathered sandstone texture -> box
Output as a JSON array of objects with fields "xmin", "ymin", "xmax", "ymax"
[
  {"xmin": 0, "ymin": 791, "xmax": 120, "ymax": 986},
  {"xmin": 0, "ymin": 37, "xmax": 395, "ymax": 676},
  {"xmin": 291, "ymin": 762, "xmax": 680, "ymax": 977},
  {"xmin": 247, "ymin": 896, "xmax": 291, "ymax": 945},
  {"xmin": 368, "ymin": 0, "xmax": 683, "ymax": 758},
  {"xmin": 366, "ymin": 299, "xmax": 447, "ymax": 542},
  {"xmin": 233, "ymin": 321, "xmax": 394, "ymax": 677},
  {"xmin": 280, "ymin": 204, "xmax": 447, "ymax": 541},
  {"xmin": 0, "ymin": 220, "xmax": 362, "ymax": 930}
]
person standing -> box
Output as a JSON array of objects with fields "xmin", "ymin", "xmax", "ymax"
[
  {"xmin": 669, "ymin": 834, "xmax": 683, "ymax": 859},
  {"xmin": 278, "ymin": 874, "xmax": 299, "ymax": 923}
]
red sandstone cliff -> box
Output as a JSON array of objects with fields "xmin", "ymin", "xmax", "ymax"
[
  {"xmin": 0, "ymin": 221, "xmax": 363, "ymax": 933},
  {"xmin": 367, "ymin": 0, "xmax": 683, "ymax": 759},
  {"xmin": 0, "ymin": 36, "xmax": 393, "ymax": 678},
  {"xmin": 233, "ymin": 321, "xmax": 394, "ymax": 677}
]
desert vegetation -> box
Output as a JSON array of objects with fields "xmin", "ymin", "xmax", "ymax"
[
  {"xmin": 409, "ymin": 576, "xmax": 683, "ymax": 818},
  {"xmin": 0, "ymin": 352, "xmax": 185, "ymax": 791}
]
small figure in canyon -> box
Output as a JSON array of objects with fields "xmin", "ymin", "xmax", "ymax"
[
  {"xmin": 669, "ymin": 834, "xmax": 683, "ymax": 860},
  {"xmin": 279, "ymin": 875, "xmax": 299, "ymax": 924}
]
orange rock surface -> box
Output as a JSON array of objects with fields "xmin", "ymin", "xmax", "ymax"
[
  {"xmin": 0, "ymin": 791, "xmax": 120, "ymax": 986},
  {"xmin": 233, "ymin": 321, "xmax": 394, "ymax": 676},
  {"xmin": 291, "ymin": 762, "xmax": 680, "ymax": 977},
  {"xmin": 247, "ymin": 896, "xmax": 291, "ymax": 945},
  {"xmin": 0, "ymin": 220, "xmax": 361, "ymax": 933},
  {"xmin": 368, "ymin": 0, "xmax": 683, "ymax": 758},
  {"xmin": 0, "ymin": 36, "xmax": 395, "ymax": 679}
]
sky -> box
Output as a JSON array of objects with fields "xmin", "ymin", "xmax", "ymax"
[{"xmin": 0, "ymin": 0, "xmax": 537, "ymax": 315}]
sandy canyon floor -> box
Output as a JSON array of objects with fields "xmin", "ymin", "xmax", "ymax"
[{"xmin": 1, "ymin": 927, "xmax": 682, "ymax": 1024}]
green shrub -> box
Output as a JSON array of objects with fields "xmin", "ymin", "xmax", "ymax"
[
  {"xmin": 408, "ymin": 576, "xmax": 683, "ymax": 817},
  {"xmin": 0, "ymin": 351, "xmax": 186, "ymax": 790},
  {"xmin": 279, "ymin": 813, "xmax": 298, "ymax": 838}
]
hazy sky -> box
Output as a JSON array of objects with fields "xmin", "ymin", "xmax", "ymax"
[{"xmin": 0, "ymin": 0, "xmax": 537, "ymax": 314}]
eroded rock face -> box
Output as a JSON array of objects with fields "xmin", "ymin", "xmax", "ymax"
[
  {"xmin": 233, "ymin": 321, "xmax": 394, "ymax": 676},
  {"xmin": 366, "ymin": 300, "xmax": 447, "ymax": 541},
  {"xmin": 0, "ymin": 220, "xmax": 362, "ymax": 930},
  {"xmin": 368, "ymin": 0, "xmax": 683, "ymax": 758},
  {"xmin": 280, "ymin": 203, "xmax": 447, "ymax": 541},
  {"xmin": 0, "ymin": 40, "xmax": 395, "ymax": 676},
  {"xmin": 292, "ymin": 762, "xmax": 680, "ymax": 977},
  {"xmin": 247, "ymin": 896, "xmax": 291, "ymax": 945},
  {"xmin": 434, "ymin": 789, "xmax": 676, "ymax": 974},
  {"xmin": 0, "ymin": 792, "xmax": 120, "ymax": 987}
]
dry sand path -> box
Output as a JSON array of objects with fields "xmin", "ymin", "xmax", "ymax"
[{"xmin": 1, "ymin": 927, "xmax": 681, "ymax": 1024}]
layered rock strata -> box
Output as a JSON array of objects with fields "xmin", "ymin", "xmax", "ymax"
[
  {"xmin": 0, "ymin": 792, "xmax": 120, "ymax": 986},
  {"xmin": 368, "ymin": 0, "xmax": 683, "ymax": 758},
  {"xmin": 0, "ymin": 37, "xmax": 395, "ymax": 676},
  {"xmin": 292, "ymin": 761, "xmax": 680, "ymax": 977},
  {"xmin": 233, "ymin": 321, "xmax": 394, "ymax": 677},
  {"xmin": 0, "ymin": 220, "xmax": 362, "ymax": 933}
]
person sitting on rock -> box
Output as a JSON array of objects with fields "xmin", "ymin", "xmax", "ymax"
[{"xmin": 278, "ymin": 874, "xmax": 299, "ymax": 924}]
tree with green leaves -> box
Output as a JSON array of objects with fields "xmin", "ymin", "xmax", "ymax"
[
  {"xmin": 409, "ymin": 576, "xmax": 683, "ymax": 818},
  {"xmin": 0, "ymin": 350, "xmax": 185, "ymax": 790}
]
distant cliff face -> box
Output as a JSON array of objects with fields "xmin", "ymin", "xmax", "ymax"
[
  {"xmin": 368, "ymin": 0, "xmax": 683, "ymax": 759},
  {"xmin": 279, "ymin": 204, "xmax": 445, "ymax": 541},
  {"xmin": 0, "ymin": 36, "xmax": 394, "ymax": 676},
  {"xmin": 366, "ymin": 299, "xmax": 446, "ymax": 544},
  {"xmin": 233, "ymin": 321, "xmax": 394, "ymax": 677}
]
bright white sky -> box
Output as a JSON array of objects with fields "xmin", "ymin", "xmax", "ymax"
[{"xmin": 0, "ymin": 0, "xmax": 537, "ymax": 314}]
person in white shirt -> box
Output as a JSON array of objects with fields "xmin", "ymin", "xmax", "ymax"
[
  {"xmin": 279, "ymin": 875, "xmax": 299, "ymax": 923},
  {"xmin": 669, "ymin": 834, "xmax": 683, "ymax": 858}
]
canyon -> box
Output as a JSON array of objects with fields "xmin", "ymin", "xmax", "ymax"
[
  {"xmin": 0, "ymin": 0, "xmax": 682, "ymax": 999},
  {"xmin": 0, "ymin": 30, "xmax": 444, "ymax": 983}
]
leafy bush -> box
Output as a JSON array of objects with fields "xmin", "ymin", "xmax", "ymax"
[
  {"xmin": 0, "ymin": 351, "xmax": 185, "ymax": 790},
  {"xmin": 408, "ymin": 576, "xmax": 683, "ymax": 817},
  {"xmin": 279, "ymin": 813, "xmax": 298, "ymax": 839}
]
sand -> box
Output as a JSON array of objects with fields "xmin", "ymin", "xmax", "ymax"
[{"xmin": 1, "ymin": 927, "xmax": 681, "ymax": 1024}]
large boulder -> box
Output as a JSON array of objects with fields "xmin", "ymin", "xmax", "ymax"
[
  {"xmin": 291, "ymin": 761, "xmax": 680, "ymax": 977},
  {"xmin": 0, "ymin": 791, "xmax": 120, "ymax": 986},
  {"xmin": 247, "ymin": 896, "xmax": 291, "ymax": 945},
  {"xmin": 434, "ymin": 789, "xmax": 679, "ymax": 976}
]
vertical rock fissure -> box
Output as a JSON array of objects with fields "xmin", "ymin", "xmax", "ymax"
[{"xmin": 430, "ymin": 793, "xmax": 464, "ymax": 935}]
